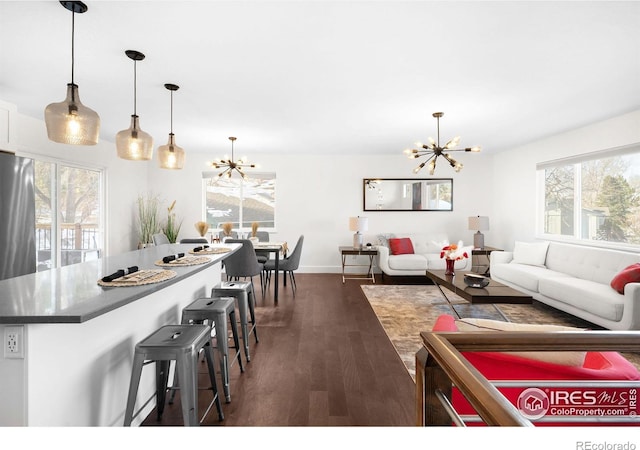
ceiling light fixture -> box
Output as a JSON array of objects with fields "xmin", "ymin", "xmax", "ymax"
[
  {"xmin": 116, "ymin": 50, "xmax": 153, "ymax": 161},
  {"xmin": 403, "ymin": 112, "xmax": 481, "ymax": 175},
  {"xmin": 157, "ymin": 83, "xmax": 185, "ymax": 170},
  {"xmin": 210, "ymin": 137, "xmax": 257, "ymax": 179},
  {"xmin": 44, "ymin": 1, "xmax": 100, "ymax": 145}
]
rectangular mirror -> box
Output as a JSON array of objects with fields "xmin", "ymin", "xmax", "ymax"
[{"xmin": 363, "ymin": 178, "xmax": 453, "ymax": 211}]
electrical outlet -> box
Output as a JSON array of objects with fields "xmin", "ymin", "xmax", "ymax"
[{"xmin": 4, "ymin": 326, "xmax": 24, "ymax": 359}]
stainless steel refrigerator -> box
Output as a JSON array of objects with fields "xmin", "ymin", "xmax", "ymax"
[{"xmin": 0, "ymin": 151, "xmax": 36, "ymax": 281}]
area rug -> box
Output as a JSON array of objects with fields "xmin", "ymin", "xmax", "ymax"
[{"xmin": 361, "ymin": 284, "xmax": 640, "ymax": 379}]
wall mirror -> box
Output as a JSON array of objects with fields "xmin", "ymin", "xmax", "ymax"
[{"xmin": 363, "ymin": 178, "xmax": 453, "ymax": 211}]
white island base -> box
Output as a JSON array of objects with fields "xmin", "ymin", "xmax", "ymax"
[{"xmin": 0, "ymin": 244, "xmax": 233, "ymax": 426}]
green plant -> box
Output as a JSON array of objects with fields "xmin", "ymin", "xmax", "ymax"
[
  {"xmin": 162, "ymin": 200, "xmax": 183, "ymax": 243},
  {"xmin": 137, "ymin": 194, "xmax": 160, "ymax": 246}
]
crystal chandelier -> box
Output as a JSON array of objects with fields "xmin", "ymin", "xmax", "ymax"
[
  {"xmin": 210, "ymin": 137, "xmax": 257, "ymax": 179},
  {"xmin": 404, "ymin": 112, "xmax": 481, "ymax": 175},
  {"xmin": 44, "ymin": 1, "xmax": 100, "ymax": 145},
  {"xmin": 157, "ymin": 83, "xmax": 185, "ymax": 170},
  {"xmin": 116, "ymin": 50, "xmax": 153, "ymax": 161}
]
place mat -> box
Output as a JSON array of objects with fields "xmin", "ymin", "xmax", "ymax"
[
  {"xmin": 154, "ymin": 255, "xmax": 211, "ymax": 267},
  {"xmin": 254, "ymin": 241, "xmax": 289, "ymax": 255},
  {"xmin": 97, "ymin": 269, "xmax": 177, "ymax": 287},
  {"xmin": 188, "ymin": 246, "xmax": 232, "ymax": 255}
]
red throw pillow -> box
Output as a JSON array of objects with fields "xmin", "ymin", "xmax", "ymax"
[
  {"xmin": 610, "ymin": 263, "xmax": 640, "ymax": 294},
  {"xmin": 388, "ymin": 237, "xmax": 414, "ymax": 255}
]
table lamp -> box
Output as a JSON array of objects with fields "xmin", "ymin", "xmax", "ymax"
[
  {"xmin": 468, "ymin": 216, "xmax": 489, "ymax": 249},
  {"xmin": 349, "ymin": 216, "xmax": 368, "ymax": 249}
]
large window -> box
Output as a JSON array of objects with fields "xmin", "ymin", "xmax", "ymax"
[
  {"xmin": 202, "ymin": 172, "xmax": 276, "ymax": 234},
  {"xmin": 538, "ymin": 144, "xmax": 640, "ymax": 248},
  {"xmin": 34, "ymin": 159, "xmax": 104, "ymax": 270}
]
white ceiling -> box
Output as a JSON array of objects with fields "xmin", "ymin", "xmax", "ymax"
[{"xmin": 1, "ymin": 1, "xmax": 639, "ymax": 157}]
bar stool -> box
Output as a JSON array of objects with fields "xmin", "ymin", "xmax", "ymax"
[
  {"xmin": 123, "ymin": 324, "xmax": 224, "ymax": 426},
  {"xmin": 212, "ymin": 280, "xmax": 259, "ymax": 362},
  {"xmin": 181, "ymin": 296, "xmax": 244, "ymax": 402}
]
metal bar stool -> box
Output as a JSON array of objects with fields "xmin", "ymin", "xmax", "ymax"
[
  {"xmin": 212, "ymin": 280, "xmax": 259, "ymax": 362},
  {"xmin": 180, "ymin": 296, "xmax": 244, "ymax": 403},
  {"xmin": 123, "ymin": 324, "xmax": 224, "ymax": 426}
]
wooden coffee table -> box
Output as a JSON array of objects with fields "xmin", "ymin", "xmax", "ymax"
[{"xmin": 426, "ymin": 269, "xmax": 532, "ymax": 319}]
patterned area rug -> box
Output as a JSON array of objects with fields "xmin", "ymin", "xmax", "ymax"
[{"xmin": 361, "ymin": 284, "xmax": 640, "ymax": 379}]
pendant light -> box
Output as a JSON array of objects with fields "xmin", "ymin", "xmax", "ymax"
[
  {"xmin": 157, "ymin": 84, "xmax": 185, "ymax": 169},
  {"xmin": 116, "ymin": 50, "xmax": 153, "ymax": 161},
  {"xmin": 44, "ymin": 1, "xmax": 100, "ymax": 145}
]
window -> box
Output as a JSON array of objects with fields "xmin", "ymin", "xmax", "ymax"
[
  {"xmin": 202, "ymin": 172, "xmax": 276, "ymax": 234},
  {"xmin": 34, "ymin": 159, "xmax": 104, "ymax": 270},
  {"xmin": 537, "ymin": 144, "xmax": 640, "ymax": 248}
]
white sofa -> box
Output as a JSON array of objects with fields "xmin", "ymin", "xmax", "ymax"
[
  {"xmin": 375, "ymin": 233, "xmax": 473, "ymax": 278},
  {"xmin": 490, "ymin": 241, "xmax": 640, "ymax": 331}
]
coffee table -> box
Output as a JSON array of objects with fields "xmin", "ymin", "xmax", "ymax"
[{"xmin": 425, "ymin": 269, "xmax": 532, "ymax": 319}]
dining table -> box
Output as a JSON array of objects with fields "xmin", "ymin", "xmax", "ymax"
[{"xmin": 253, "ymin": 241, "xmax": 288, "ymax": 301}]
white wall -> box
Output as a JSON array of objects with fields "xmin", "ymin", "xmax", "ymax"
[
  {"xmin": 9, "ymin": 98, "xmax": 639, "ymax": 272},
  {"xmin": 491, "ymin": 109, "xmax": 640, "ymax": 251},
  {"xmin": 147, "ymin": 149, "xmax": 496, "ymax": 272}
]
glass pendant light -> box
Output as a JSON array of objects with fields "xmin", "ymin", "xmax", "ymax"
[
  {"xmin": 157, "ymin": 84, "xmax": 185, "ymax": 169},
  {"xmin": 44, "ymin": 1, "xmax": 100, "ymax": 145},
  {"xmin": 116, "ymin": 50, "xmax": 153, "ymax": 161}
]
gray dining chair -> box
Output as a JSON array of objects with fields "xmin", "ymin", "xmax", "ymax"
[
  {"xmin": 253, "ymin": 231, "xmax": 270, "ymax": 264},
  {"xmin": 265, "ymin": 235, "xmax": 304, "ymax": 296},
  {"xmin": 152, "ymin": 233, "xmax": 170, "ymax": 245},
  {"xmin": 223, "ymin": 239, "xmax": 265, "ymax": 298},
  {"xmin": 180, "ymin": 238, "xmax": 208, "ymax": 244}
]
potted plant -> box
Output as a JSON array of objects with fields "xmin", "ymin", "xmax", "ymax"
[
  {"xmin": 195, "ymin": 221, "xmax": 209, "ymax": 237},
  {"xmin": 162, "ymin": 200, "xmax": 183, "ymax": 243},
  {"xmin": 136, "ymin": 194, "xmax": 160, "ymax": 248}
]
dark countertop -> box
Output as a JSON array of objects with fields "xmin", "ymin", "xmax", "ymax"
[{"xmin": 0, "ymin": 243, "xmax": 238, "ymax": 324}]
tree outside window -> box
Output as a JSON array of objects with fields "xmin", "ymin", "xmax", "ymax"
[
  {"xmin": 540, "ymin": 147, "xmax": 640, "ymax": 246},
  {"xmin": 34, "ymin": 160, "xmax": 103, "ymax": 270}
]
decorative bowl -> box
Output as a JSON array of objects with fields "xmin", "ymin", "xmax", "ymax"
[{"xmin": 464, "ymin": 273, "xmax": 490, "ymax": 288}]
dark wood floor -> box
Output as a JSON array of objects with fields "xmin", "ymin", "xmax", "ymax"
[{"xmin": 141, "ymin": 273, "xmax": 416, "ymax": 427}]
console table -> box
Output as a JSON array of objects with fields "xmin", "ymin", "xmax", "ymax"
[
  {"xmin": 339, "ymin": 246, "xmax": 378, "ymax": 283},
  {"xmin": 471, "ymin": 246, "xmax": 501, "ymax": 275}
]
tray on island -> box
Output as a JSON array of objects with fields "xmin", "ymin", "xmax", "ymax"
[{"xmin": 97, "ymin": 269, "xmax": 177, "ymax": 287}]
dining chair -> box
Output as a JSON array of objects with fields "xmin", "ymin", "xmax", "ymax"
[
  {"xmin": 180, "ymin": 238, "xmax": 209, "ymax": 244},
  {"xmin": 152, "ymin": 233, "xmax": 170, "ymax": 245},
  {"xmin": 253, "ymin": 231, "xmax": 270, "ymax": 264},
  {"xmin": 223, "ymin": 239, "xmax": 265, "ymax": 298},
  {"xmin": 265, "ymin": 235, "xmax": 304, "ymax": 296},
  {"xmin": 220, "ymin": 231, "xmax": 238, "ymax": 241}
]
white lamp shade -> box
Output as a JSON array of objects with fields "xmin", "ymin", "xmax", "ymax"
[
  {"xmin": 349, "ymin": 216, "xmax": 368, "ymax": 232},
  {"xmin": 44, "ymin": 83, "xmax": 100, "ymax": 145},
  {"xmin": 116, "ymin": 115, "xmax": 153, "ymax": 160},
  {"xmin": 468, "ymin": 216, "xmax": 490, "ymax": 231},
  {"xmin": 158, "ymin": 134, "xmax": 185, "ymax": 169}
]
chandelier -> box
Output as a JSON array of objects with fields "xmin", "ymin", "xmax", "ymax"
[
  {"xmin": 210, "ymin": 137, "xmax": 257, "ymax": 179},
  {"xmin": 403, "ymin": 112, "xmax": 481, "ymax": 175}
]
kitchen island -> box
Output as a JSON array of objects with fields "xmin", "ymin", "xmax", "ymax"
[{"xmin": 0, "ymin": 243, "xmax": 238, "ymax": 426}]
